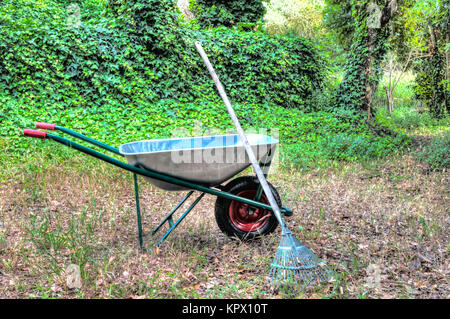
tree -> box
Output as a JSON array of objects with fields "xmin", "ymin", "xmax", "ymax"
[
  {"xmin": 265, "ymin": 0, "xmax": 346, "ymax": 70},
  {"xmin": 402, "ymin": 0, "xmax": 448, "ymax": 117},
  {"xmin": 382, "ymin": 51, "xmax": 414, "ymax": 113},
  {"xmin": 323, "ymin": 0, "xmax": 354, "ymax": 49},
  {"xmin": 332, "ymin": 0, "xmax": 399, "ymax": 121},
  {"xmin": 377, "ymin": 0, "xmax": 449, "ymax": 118},
  {"xmin": 264, "ymin": 0, "xmax": 325, "ymax": 40}
]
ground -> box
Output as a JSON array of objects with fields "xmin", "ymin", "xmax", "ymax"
[{"xmin": 0, "ymin": 135, "xmax": 448, "ymax": 299}]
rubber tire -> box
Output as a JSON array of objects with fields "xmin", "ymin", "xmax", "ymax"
[{"xmin": 214, "ymin": 176, "xmax": 281, "ymax": 240}]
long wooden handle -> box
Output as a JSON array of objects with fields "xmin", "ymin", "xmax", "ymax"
[{"xmin": 195, "ymin": 41, "xmax": 286, "ymax": 227}]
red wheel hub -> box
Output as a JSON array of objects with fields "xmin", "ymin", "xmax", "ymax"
[{"xmin": 229, "ymin": 190, "xmax": 271, "ymax": 232}]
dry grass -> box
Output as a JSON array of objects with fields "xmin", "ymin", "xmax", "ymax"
[{"xmin": 0, "ymin": 149, "xmax": 448, "ymax": 299}]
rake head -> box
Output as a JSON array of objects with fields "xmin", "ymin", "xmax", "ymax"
[{"xmin": 267, "ymin": 228, "xmax": 334, "ymax": 289}]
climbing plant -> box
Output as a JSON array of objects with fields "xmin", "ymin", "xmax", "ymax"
[
  {"xmin": 189, "ymin": 0, "xmax": 267, "ymax": 28},
  {"xmin": 332, "ymin": 0, "xmax": 398, "ymax": 122},
  {"xmin": 413, "ymin": 52, "xmax": 447, "ymax": 118},
  {"xmin": 0, "ymin": 0, "xmax": 324, "ymax": 110},
  {"xmin": 401, "ymin": 0, "xmax": 449, "ymax": 118},
  {"xmin": 323, "ymin": 0, "xmax": 354, "ymax": 50}
]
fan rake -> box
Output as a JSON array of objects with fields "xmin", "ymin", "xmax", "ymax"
[
  {"xmin": 267, "ymin": 225, "xmax": 334, "ymax": 289},
  {"xmin": 195, "ymin": 40, "xmax": 334, "ymax": 290}
]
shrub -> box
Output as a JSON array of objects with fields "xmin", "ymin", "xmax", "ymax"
[
  {"xmin": 375, "ymin": 107, "xmax": 449, "ymax": 131},
  {"xmin": 318, "ymin": 131, "xmax": 410, "ymax": 162},
  {"xmin": 183, "ymin": 28, "xmax": 325, "ymax": 109},
  {"xmin": 319, "ymin": 134, "xmax": 376, "ymax": 161},
  {"xmin": 2, "ymin": 92, "xmax": 410, "ymax": 169},
  {"xmin": 416, "ymin": 133, "xmax": 450, "ymax": 170},
  {"xmin": 391, "ymin": 110, "xmax": 435, "ymax": 130}
]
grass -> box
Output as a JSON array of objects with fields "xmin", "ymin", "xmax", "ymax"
[
  {"xmin": 0, "ymin": 80, "xmax": 448, "ymax": 298},
  {"xmin": 0, "ymin": 129, "xmax": 448, "ymax": 298}
]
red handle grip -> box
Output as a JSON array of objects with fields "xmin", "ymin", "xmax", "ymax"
[
  {"xmin": 36, "ymin": 122, "xmax": 56, "ymax": 130},
  {"xmin": 24, "ymin": 129, "xmax": 47, "ymax": 139}
]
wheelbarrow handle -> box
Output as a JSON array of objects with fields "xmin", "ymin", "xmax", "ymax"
[
  {"xmin": 24, "ymin": 129, "xmax": 47, "ymax": 139},
  {"xmin": 36, "ymin": 122, "xmax": 56, "ymax": 130},
  {"xmin": 33, "ymin": 122, "xmax": 122, "ymax": 156}
]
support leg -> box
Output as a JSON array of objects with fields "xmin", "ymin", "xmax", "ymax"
[
  {"xmin": 134, "ymin": 173, "xmax": 143, "ymax": 249},
  {"xmin": 156, "ymin": 192, "xmax": 205, "ymax": 246},
  {"xmin": 152, "ymin": 191, "xmax": 194, "ymax": 236}
]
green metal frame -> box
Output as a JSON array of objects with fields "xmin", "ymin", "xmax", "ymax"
[
  {"xmin": 254, "ymin": 148, "xmax": 274, "ymax": 202},
  {"xmin": 152, "ymin": 191, "xmax": 194, "ymax": 236},
  {"xmin": 36, "ymin": 128, "xmax": 293, "ymax": 249},
  {"xmin": 53, "ymin": 125, "xmax": 122, "ymax": 155}
]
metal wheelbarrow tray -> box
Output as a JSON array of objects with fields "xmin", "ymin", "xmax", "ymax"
[
  {"xmin": 23, "ymin": 123, "xmax": 293, "ymax": 248},
  {"xmin": 119, "ymin": 134, "xmax": 278, "ymax": 191}
]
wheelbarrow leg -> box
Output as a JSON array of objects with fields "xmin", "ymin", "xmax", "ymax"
[
  {"xmin": 155, "ymin": 192, "xmax": 205, "ymax": 246},
  {"xmin": 134, "ymin": 173, "xmax": 143, "ymax": 249},
  {"xmin": 152, "ymin": 191, "xmax": 194, "ymax": 235}
]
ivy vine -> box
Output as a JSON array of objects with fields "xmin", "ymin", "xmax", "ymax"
[
  {"xmin": 333, "ymin": 0, "xmax": 394, "ymax": 122},
  {"xmin": 189, "ymin": 0, "xmax": 267, "ymax": 28}
]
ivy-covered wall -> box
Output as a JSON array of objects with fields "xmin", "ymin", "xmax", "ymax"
[{"xmin": 0, "ymin": 0, "xmax": 324, "ymax": 110}]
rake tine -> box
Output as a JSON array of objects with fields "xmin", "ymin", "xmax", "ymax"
[{"xmin": 265, "ymin": 225, "xmax": 334, "ymax": 291}]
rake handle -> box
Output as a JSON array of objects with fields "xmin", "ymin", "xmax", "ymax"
[{"xmin": 195, "ymin": 41, "xmax": 285, "ymax": 228}]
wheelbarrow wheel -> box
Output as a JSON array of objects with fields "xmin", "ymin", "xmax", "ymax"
[{"xmin": 214, "ymin": 176, "xmax": 281, "ymax": 240}]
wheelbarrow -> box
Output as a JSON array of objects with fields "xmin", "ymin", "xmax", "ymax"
[{"xmin": 23, "ymin": 123, "xmax": 293, "ymax": 248}]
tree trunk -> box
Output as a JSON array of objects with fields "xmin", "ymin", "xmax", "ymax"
[
  {"xmin": 335, "ymin": 1, "xmax": 398, "ymax": 121},
  {"xmin": 364, "ymin": 0, "xmax": 397, "ymax": 121},
  {"xmin": 385, "ymin": 86, "xmax": 392, "ymax": 113},
  {"xmin": 446, "ymin": 33, "xmax": 449, "ymax": 83},
  {"xmin": 446, "ymin": 32, "xmax": 449, "ymax": 113}
]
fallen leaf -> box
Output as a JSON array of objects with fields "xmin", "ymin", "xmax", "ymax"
[{"xmin": 415, "ymin": 281, "xmax": 425, "ymax": 287}]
